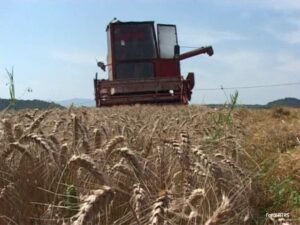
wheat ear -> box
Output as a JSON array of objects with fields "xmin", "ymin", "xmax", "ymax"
[
  {"xmin": 26, "ymin": 110, "xmax": 50, "ymax": 132},
  {"xmin": 68, "ymin": 154, "xmax": 108, "ymax": 184},
  {"xmin": 172, "ymin": 139, "xmax": 193, "ymax": 194},
  {"xmin": 215, "ymin": 153, "xmax": 246, "ymax": 180},
  {"xmin": 182, "ymin": 188, "xmax": 206, "ymax": 221},
  {"xmin": 204, "ymin": 195, "xmax": 232, "ymax": 225},
  {"xmin": 223, "ymin": 159, "xmax": 245, "ymax": 178},
  {"xmin": 52, "ymin": 119, "xmax": 64, "ymax": 133},
  {"xmin": 191, "ymin": 146, "xmax": 221, "ymax": 177},
  {"xmin": 21, "ymin": 134, "xmax": 57, "ymax": 163},
  {"xmin": 131, "ymin": 183, "xmax": 146, "ymax": 220},
  {"xmin": 102, "ymin": 135, "xmax": 125, "ymax": 157},
  {"xmin": 149, "ymin": 191, "xmax": 172, "ymax": 225},
  {"xmin": 180, "ymin": 131, "xmax": 191, "ymax": 152},
  {"xmin": 187, "ymin": 188, "xmax": 205, "ymax": 205},
  {"xmin": 72, "ymin": 186, "xmax": 114, "ymax": 225},
  {"xmin": 111, "ymin": 158, "xmax": 133, "ymax": 177},
  {"xmin": 116, "ymin": 147, "xmax": 142, "ymax": 172}
]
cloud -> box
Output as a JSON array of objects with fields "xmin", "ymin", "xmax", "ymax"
[
  {"xmin": 275, "ymin": 52, "xmax": 300, "ymax": 74},
  {"xmin": 218, "ymin": 0, "xmax": 300, "ymax": 10},
  {"xmin": 216, "ymin": 49, "xmax": 300, "ymax": 76},
  {"xmin": 256, "ymin": 14, "xmax": 300, "ymax": 45},
  {"xmin": 277, "ymin": 30, "xmax": 300, "ymax": 44},
  {"xmin": 267, "ymin": 0, "xmax": 300, "ymax": 10},
  {"xmin": 179, "ymin": 29, "xmax": 246, "ymax": 46},
  {"xmin": 213, "ymin": 50, "xmax": 267, "ymax": 67},
  {"xmin": 275, "ymin": 16, "xmax": 300, "ymax": 44},
  {"xmin": 194, "ymin": 48, "xmax": 300, "ymax": 88},
  {"xmin": 49, "ymin": 49, "xmax": 103, "ymax": 65},
  {"xmin": 188, "ymin": 48, "xmax": 300, "ymax": 104}
]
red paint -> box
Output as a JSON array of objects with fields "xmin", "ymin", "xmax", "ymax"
[
  {"xmin": 154, "ymin": 59, "xmax": 180, "ymax": 78},
  {"xmin": 115, "ymin": 33, "xmax": 146, "ymax": 41}
]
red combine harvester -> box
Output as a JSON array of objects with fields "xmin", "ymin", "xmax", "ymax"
[{"xmin": 94, "ymin": 20, "xmax": 213, "ymax": 107}]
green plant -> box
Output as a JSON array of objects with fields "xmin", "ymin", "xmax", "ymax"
[
  {"xmin": 210, "ymin": 91, "xmax": 239, "ymax": 140},
  {"xmin": 290, "ymin": 190, "xmax": 300, "ymax": 208},
  {"xmin": 5, "ymin": 67, "xmax": 16, "ymax": 105},
  {"xmin": 65, "ymin": 184, "xmax": 78, "ymax": 216},
  {"xmin": 269, "ymin": 176, "xmax": 300, "ymax": 209}
]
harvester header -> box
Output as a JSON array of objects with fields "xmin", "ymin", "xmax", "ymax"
[{"xmin": 94, "ymin": 20, "xmax": 213, "ymax": 107}]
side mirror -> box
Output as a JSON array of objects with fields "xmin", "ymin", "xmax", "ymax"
[
  {"xmin": 97, "ymin": 61, "xmax": 106, "ymax": 71},
  {"xmin": 174, "ymin": 45, "xmax": 180, "ymax": 58}
]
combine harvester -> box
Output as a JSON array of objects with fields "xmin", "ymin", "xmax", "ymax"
[{"xmin": 94, "ymin": 20, "xmax": 213, "ymax": 107}]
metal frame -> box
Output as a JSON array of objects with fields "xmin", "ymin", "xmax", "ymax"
[
  {"xmin": 95, "ymin": 78, "xmax": 180, "ymax": 106},
  {"xmin": 157, "ymin": 23, "xmax": 178, "ymax": 58}
]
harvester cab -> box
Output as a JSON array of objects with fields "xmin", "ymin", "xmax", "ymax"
[{"xmin": 94, "ymin": 20, "xmax": 213, "ymax": 107}]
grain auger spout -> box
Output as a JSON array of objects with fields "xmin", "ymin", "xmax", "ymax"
[
  {"xmin": 178, "ymin": 46, "xmax": 214, "ymax": 60},
  {"xmin": 94, "ymin": 20, "xmax": 213, "ymax": 107}
]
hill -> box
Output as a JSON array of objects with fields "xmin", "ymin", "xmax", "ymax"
[
  {"xmin": 56, "ymin": 98, "xmax": 95, "ymax": 107},
  {"xmin": 57, "ymin": 97, "xmax": 300, "ymax": 108},
  {"xmin": 206, "ymin": 97, "xmax": 300, "ymax": 109},
  {"xmin": 0, "ymin": 98, "xmax": 64, "ymax": 110},
  {"xmin": 2, "ymin": 97, "xmax": 298, "ymax": 110},
  {"xmin": 266, "ymin": 97, "xmax": 300, "ymax": 108}
]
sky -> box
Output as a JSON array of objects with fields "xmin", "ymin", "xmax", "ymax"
[{"xmin": 0, "ymin": 0, "xmax": 300, "ymax": 104}]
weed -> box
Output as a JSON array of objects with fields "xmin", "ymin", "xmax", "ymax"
[
  {"xmin": 211, "ymin": 91, "xmax": 239, "ymax": 139},
  {"xmin": 65, "ymin": 184, "xmax": 78, "ymax": 216},
  {"xmin": 5, "ymin": 67, "xmax": 16, "ymax": 106}
]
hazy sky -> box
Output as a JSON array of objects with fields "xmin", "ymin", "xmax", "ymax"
[{"xmin": 1, "ymin": 0, "xmax": 300, "ymax": 104}]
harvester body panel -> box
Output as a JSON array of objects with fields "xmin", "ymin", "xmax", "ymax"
[{"xmin": 94, "ymin": 20, "xmax": 213, "ymax": 107}]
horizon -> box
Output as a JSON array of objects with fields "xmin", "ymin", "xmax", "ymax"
[
  {"xmin": 2, "ymin": 96, "xmax": 300, "ymax": 107},
  {"xmin": 1, "ymin": 0, "xmax": 300, "ymax": 104}
]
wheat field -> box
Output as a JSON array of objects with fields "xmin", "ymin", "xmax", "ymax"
[{"xmin": 0, "ymin": 105, "xmax": 299, "ymax": 225}]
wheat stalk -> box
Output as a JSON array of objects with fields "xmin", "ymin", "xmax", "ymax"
[
  {"xmin": 0, "ymin": 182, "xmax": 21, "ymax": 212},
  {"xmin": 60, "ymin": 143, "xmax": 69, "ymax": 166},
  {"xmin": 9, "ymin": 142, "xmax": 33, "ymax": 160},
  {"xmin": 93, "ymin": 128, "xmax": 102, "ymax": 149},
  {"xmin": 80, "ymin": 137, "xmax": 91, "ymax": 154},
  {"xmin": 71, "ymin": 113, "xmax": 80, "ymax": 149},
  {"xmin": 13, "ymin": 124, "xmax": 23, "ymax": 140},
  {"xmin": 1, "ymin": 119, "xmax": 14, "ymax": 143}
]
